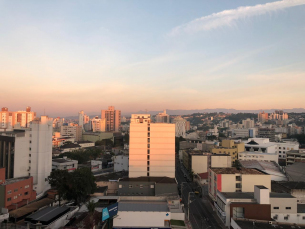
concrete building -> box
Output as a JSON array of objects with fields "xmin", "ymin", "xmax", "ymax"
[
  {"xmin": 270, "ymin": 110, "xmax": 289, "ymax": 120},
  {"xmin": 239, "ymin": 151, "xmax": 279, "ymax": 163},
  {"xmin": 0, "ymin": 116, "xmax": 53, "ymax": 196},
  {"xmin": 118, "ymin": 177, "xmax": 177, "ymax": 196},
  {"xmin": 0, "ymin": 107, "xmax": 36, "ymax": 129},
  {"xmin": 182, "ymin": 150, "xmax": 231, "ymax": 174},
  {"xmin": 286, "ymin": 149, "xmax": 305, "ymax": 165},
  {"xmin": 258, "ymin": 111, "xmax": 269, "ymax": 123},
  {"xmin": 52, "ymin": 158, "xmax": 78, "ymax": 172},
  {"xmin": 78, "ymin": 110, "xmax": 89, "ymax": 129},
  {"xmin": 155, "ymin": 110, "xmax": 170, "ymax": 123},
  {"xmin": 272, "ymin": 181, "xmax": 305, "ymax": 204},
  {"xmin": 113, "ymin": 197, "xmax": 184, "ymax": 228},
  {"xmin": 0, "ymin": 168, "xmax": 36, "ymax": 211},
  {"xmin": 285, "ymin": 162, "xmax": 305, "ymax": 182},
  {"xmin": 242, "ymin": 118, "xmax": 255, "ymax": 128},
  {"xmin": 76, "ymin": 141, "xmax": 95, "ymax": 148},
  {"xmin": 129, "ymin": 114, "xmax": 175, "ymax": 178},
  {"xmin": 212, "ymin": 139, "xmax": 245, "ymax": 162},
  {"xmin": 101, "ymin": 106, "xmax": 121, "ymax": 132},
  {"xmin": 171, "ymin": 116, "xmax": 186, "ymax": 138},
  {"xmin": 209, "ymin": 168, "xmax": 271, "ymax": 201},
  {"xmin": 231, "ymin": 129, "xmax": 250, "ymax": 139},
  {"xmin": 60, "ymin": 124, "xmax": 82, "ymax": 141},
  {"xmin": 91, "ymin": 116, "xmax": 106, "ymax": 132},
  {"xmin": 244, "ymin": 138, "xmax": 299, "ymax": 161},
  {"xmin": 113, "ymin": 154, "xmax": 129, "ymax": 172},
  {"xmin": 258, "ymin": 127, "xmax": 276, "ymax": 142}
]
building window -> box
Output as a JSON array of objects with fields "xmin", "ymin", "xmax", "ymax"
[
  {"xmin": 7, "ymin": 190, "xmax": 12, "ymax": 194},
  {"xmin": 273, "ymin": 207, "xmax": 279, "ymax": 209},
  {"xmin": 147, "ymin": 149, "xmax": 150, "ymax": 154},
  {"xmin": 147, "ymin": 155, "xmax": 150, "ymax": 160},
  {"xmin": 236, "ymin": 176, "xmax": 241, "ymax": 181},
  {"xmin": 25, "ymin": 192, "xmax": 28, "ymax": 195},
  {"xmin": 14, "ymin": 188, "xmax": 18, "ymax": 192},
  {"xmin": 129, "ymin": 185, "xmax": 133, "ymax": 188},
  {"xmin": 286, "ymin": 207, "xmax": 291, "ymax": 210},
  {"xmin": 13, "ymin": 196, "xmax": 17, "ymax": 199},
  {"xmin": 25, "ymin": 185, "xmax": 29, "ymax": 189},
  {"xmin": 147, "ymin": 144, "xmax": 150, "ymax": 148},
  {"xmin": 119, "ymin": 185, "xmax": 122, "ymax": 188},
  {"xmin": 150, "ymin": 185, "xmax": 154, "ymax": 188},
  {"xmin": 7, "ymin": 198, "xmax": 11, "ymax": 201},
  {"xmin": 147, "ymin": 167, "xmax": 150, "ymax": 171},
  {"xmin": 302, "ymin": 216, "xmax": 305, "ymax": 220}
]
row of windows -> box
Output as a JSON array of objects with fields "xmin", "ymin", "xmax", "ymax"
[
  {"xmin": 119, "ymin": 184, "xmax": 154, "ymax": 189},
  {"xmin": 7, "ymin": 185, "xmax": 29, "ymax": 194},
  {"xmin": 273, "ymin": 207, "xmax": 291, "ymax": 210},
  {"xmin": 7, "ymin": 192, "xmax": 29, "ymax": 201}
]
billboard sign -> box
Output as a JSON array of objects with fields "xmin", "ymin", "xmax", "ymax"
[{"xmin": 102, "ymin": 202, "xmax": 118, "ymax": 221}]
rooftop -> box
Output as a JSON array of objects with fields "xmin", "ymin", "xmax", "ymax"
[
  {"xmin": 221, "ymin": 192, "xmax": 295, "ymax": 200},
  {"xmin": 52, "ymin": 158, "xmax": 77, "ymax": 163},
  {"xmin": 235, "ymin": 220, "xmax": 305, "ymax": 229},
  {"xmin": 272, "ymin": 181, "xmax": 305, "ymax": 192},
  {"xmin": 210, "ymin": 167, "xmax": 265, "ymax": 175},
  {"xmin": 119, "ymin": 176, "xmax": 176, "ymax": 184},
  {"xmin": 285, "ymin": 163, "xmax": 305, "ymax": 182},
  {"xmin": 60, "ymin": 143, "xmax": 81, "ymax": 149},
  {"xmin": 95, "ymin": 171, "xmax": 128, "ymax": 182},
  {"xmin": 77, "ymin": 141, "xmax": 93, "ymax": 144},
  {"xmin": 270, "ymin": 193, "xmax": 295, "ymax": 198},
  {"xmin": 118, "ymin": 201, "xmax": 169, "ymax": 212},
  {"xmin": 0, "ymin": 176, "xmax": 31, "ymax": 185}
]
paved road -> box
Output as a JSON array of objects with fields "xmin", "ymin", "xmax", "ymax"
[{"xmin": 176, "ymin": 159, "xmax": 224, "ymax": 229}]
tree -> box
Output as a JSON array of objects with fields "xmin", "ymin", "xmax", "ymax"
[
  {"xmin": 65, "ymin": 168, "xmax": 97, "ymax": 205},
  {"xmin": 86, "ymin": 200, "xmax": 96, "ymax": 213},
  {"xmin": 48, "ymin": 170, "xmax": 70, "ymax": 205}
]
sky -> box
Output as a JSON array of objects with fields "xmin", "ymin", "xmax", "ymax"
[{"xmin": 1, "ymin": 0, "xmax": 305, "ymax": 117}]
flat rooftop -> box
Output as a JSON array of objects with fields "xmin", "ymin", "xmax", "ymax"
[
  {"xmin": 210, "ymin": 167, "xmax": 265, "ymax": 175},
  {"xmin": 95, "ymin": 171, "xmax": 128, "ymax": 182},
  {"xmin": 119, "ymin": 176, "xmax": 176, "ymax": 184},
  {"xmin": 0, "ymin": 176, "xmax": 31, "ymax": 185},
  {"xmin": 220, "ymin": 192, "xmax": 294, "ymax": 200},
  {"xmin": 118, "ymin": 201, "xmax": 169, "ymax": 212},
  {"xmin": 25, "ymin": 206, "xmax": 72, "ymax": 225},
  {"xmin": 272, "ymin": 181, "xmax": 305, "ymax": 192},
  {"xmin": 52, "ymin": 158, "xmax": 77, "ymax": 163}
]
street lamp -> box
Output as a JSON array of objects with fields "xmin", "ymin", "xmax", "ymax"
[{"xmin": 188, "ymin": 192, "xmax": 195, "ymax": 221}]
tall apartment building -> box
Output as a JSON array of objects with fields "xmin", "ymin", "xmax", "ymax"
[
  {"xmin": 155, "ymin": 110, "xmax": 170, "ymax": 123},
  {"xmin": 129, "ymin": 114, "xmax": 175, "ymax": 178},
  {"xmin": 242, "ymin": 118, "xmax": 255, "ymax": 128},
  {"xmin": 78, "ymin": 110, "xmax": 89, "ymax": 129},
  {"xmin": 60, "ymin": 124, "xmax": 82, "ymax": 141},
  {"xmin": 101, "ymin": 106, "xmax": 121, "ymax": 132},
  {"xmin": 0, "ymin": 107, "xmax": 36, "ymax": 129},
  {"xmin": 172, "ymin": 116, "xmax": 187, "ymax": 137},
  {"xmin": 258, "ymin": 111, "xmax": 269, "ymax": 123},
  {"xmin": 0, "ymin": 116, "xmax": 53, "ymax": 195},
  {"xmin": 270, "ymin": 110, "xmax": 288, "ymax": 120},
  {"xmin": 91, "ymin": 116, "xmax": 106, "ymax": 132},
  {"xmin": 208, "ymin": 167, "xmax": 271, "ymax": 201}
]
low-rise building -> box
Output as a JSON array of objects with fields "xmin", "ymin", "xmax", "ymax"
[
  {"xmin": 113, "ymin": 154, "xmax": 129, "ymax": 172},
  {"xmin": 59, "ymin": 143, "xmax": 81, "ymax": 153},
  {"xmin": 60, "ymin": 125, "xmax": 82, "ymax": 141},
  {"xmin": 286, "ymin": 149, "xmax": 305, "ymax": 165},
  {"xmin": 212, "ymin": 139, "xmax": 245, "ymax": 162},
  {"xmin": 113, "ymin": 197, "xmax": 184, "ymax": 228},
  {"xmin": 118, "ymin": 177, "xmax": 178, "ymax": 197},
  {"xmin": 208, "ymin": 167, "xmax": 271, "ymax": 201},
  {"xmin": 272, "ymin": 181, "xmax": 305, "ymax": 204},
  {"xmin": 52, "ymin": 158, "xmax": 78, "ymax": 172},
  {"xmin": 239, "ymin": 151, "xmax": 279, "ymax": 163},
  {"xmin": 0, "ymin": 168, "xmax": 36, "ymax": 211},
  {"xmin": 76, "ymin": 140, "xmax": 95, "ymax": 148}
]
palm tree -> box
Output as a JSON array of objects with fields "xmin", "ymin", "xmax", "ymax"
[{"xmin": 86, "ymin": 200, "xmax": 96, "ymax": 214}]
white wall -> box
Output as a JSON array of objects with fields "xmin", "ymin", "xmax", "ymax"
[{"xmin": 114, "ymin": 155, "xmax": 129, "ymax": 172}]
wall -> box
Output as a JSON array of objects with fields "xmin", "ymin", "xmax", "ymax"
[
  {"xmin": 96, "ymin": 181, "xmax": 118, "ymax": 194},
  {"xmin": 291, "ymin": 189, "xmax": 305, "ymax": 204},
  {"xmin": 118, "ymin": 181, "xmax": 155, "ymax": 196},
  {"xmin": 191, "ymin": 155, "xmax": 207, "ymax": 174},
  {"xmin": 155, "ymin": 183, "xmax": 178, "ymax": 196},
  {"xmin": 113, "ymin": 211, "xmax": 171, "ymax": 227},
  {"xmin": 221, "ymin": 174, "xmax": 236, "ymax": 192},
  {"xmin": 230, "ymin": 203, "xmax": 271, "ymax": 221},
  {"xmin": 211, "ymin": 155, "xmax": 231, "ymax": 168},
  {"xmin": 270, "ymin": 197, "xmax": 297, "ymax": 214},
  {"xmin": 241, "ymin": 175, "xmax": 271, "ymax": 192}
]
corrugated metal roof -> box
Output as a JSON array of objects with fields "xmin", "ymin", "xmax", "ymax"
[{"xmin": 118, "ymin": 201, "xmax": 169, "ymax": 212}]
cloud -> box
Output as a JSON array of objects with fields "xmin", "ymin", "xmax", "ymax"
[{"xmin": 169, "ymin": 0, "xmax": 305, "ymax": 36}]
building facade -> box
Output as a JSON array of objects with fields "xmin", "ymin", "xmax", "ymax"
[
  {"xmin": 101, "ymin": 106, "xmax": 121, "ymax": 132},
  {"xmin": 155, "ymin": 110, "xmax": 170, "ymax": 123},
  {"xmin": 0, "ymin": 116, "xmax": 53, "ymax": 195},
  {"xmin": 0, "ymin": 107, "xmax": 36, "ymax": 129},
  {"xmin": 129, "ymin": 114, "xmax": 175, "ymax": 178},
  {"xmin": 212, "ymin": 140, "xmax": 245, "ymax": 162},
  {"xmin": 60, "ymin": 125, "xmax": 82, "ymax": 141}
]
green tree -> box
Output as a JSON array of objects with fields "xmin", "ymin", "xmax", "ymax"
[
  {"xmin": 86, "ymin": 200, "xmax": 96, "ymax": 213},
  {"xmin": 66, "ymin": 168, "xmax": 97, "ymax": 205},
  {"xmin": 48, "ymin": 170, "xmax": 70, "ymax": 205}
]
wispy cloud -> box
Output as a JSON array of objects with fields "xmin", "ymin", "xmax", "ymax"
[{"xmin": 169, "ymin": 0, "xmax": 305, "ymax": 36}]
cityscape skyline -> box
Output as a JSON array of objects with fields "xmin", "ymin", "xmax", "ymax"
[{"xmin": 1, "ymin": 0, "xmax": 305, "ymax": 115}]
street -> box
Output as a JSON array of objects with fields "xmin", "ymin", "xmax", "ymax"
[{"xmin": 176, "ymin": 158, "xmax": 224, "ymax": 229}]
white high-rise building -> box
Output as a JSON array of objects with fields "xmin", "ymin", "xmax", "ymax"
[
  {"xmin": 172, "ymin": 116, "xmax": 186, "ymax": 137},
  {"xmin": 242, "ymin": 118, "xmax": 255, "ymax": 128},
  {"xmin": 91, "ymin": 116, "xmax": 106, "ymax": 132},
  {"xmin": 0, "ymin": 116, "xmax": 53, "ymax": 195},
  {"xmin": 129, "ymin": 114, "xmax": 175, "ymax": 178},
  {"xmin": 78, "ymin": 110, "xmax": 89, "ymax": 129},
  {"xmin": 155, "ymin": 110, "xmax": 170, "ymax": 123}
]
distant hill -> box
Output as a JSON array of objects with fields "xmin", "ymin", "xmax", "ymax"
[{"xmin": 61, "ymin": 108, "xmax": 305, "ymax": 119}]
